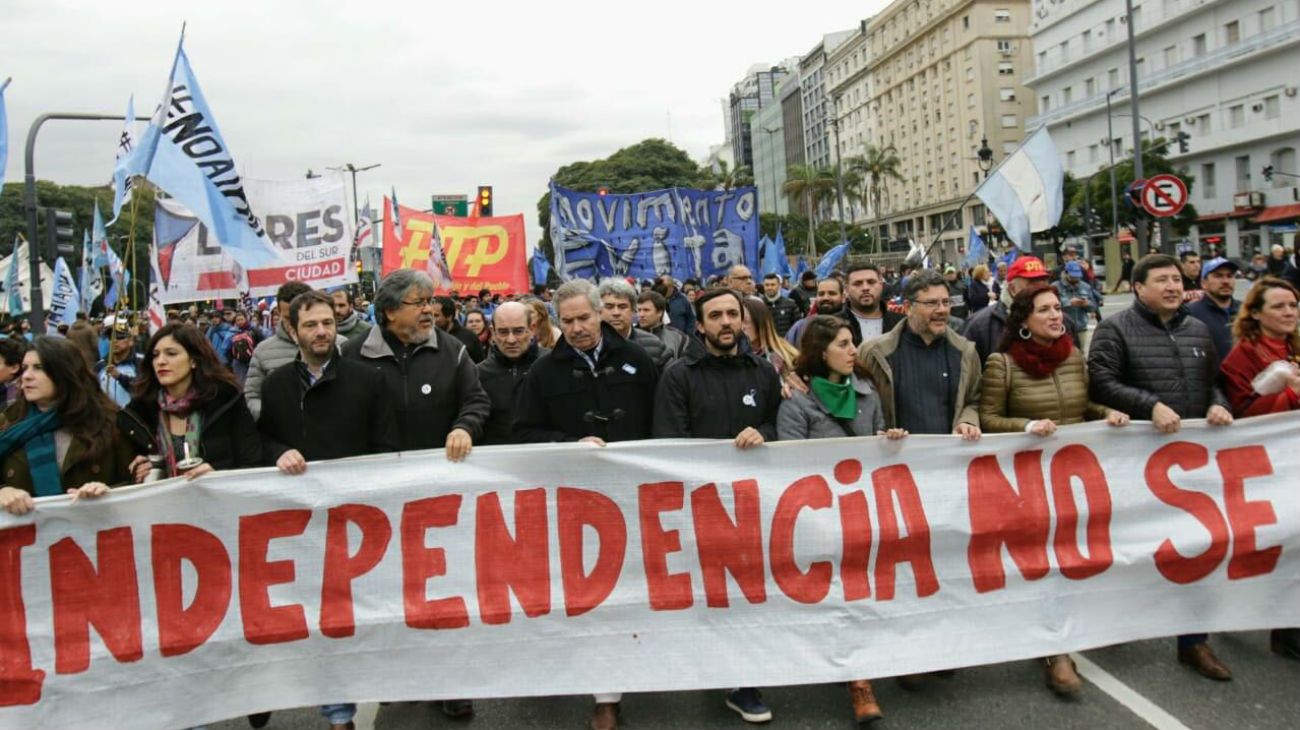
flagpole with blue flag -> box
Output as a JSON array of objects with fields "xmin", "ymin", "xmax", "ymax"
[
  {"xmin": 107, "ymin": 95, "xmax": 137, "ymax": 225},
  {"xmin": 963, "ymin": 226, "xmax": 987, "ymax": 269},
  {"xmin": 6, "ymin": 236, "xmax": 25, "ymax": 315},
  {"xmin": 814, "ymin": 242, "xmax": 850, "ymax": 279},
  {"xmin": 123, "ymin": 27, "xmax": 279, "ymax": 269},
  {"xmin": 530, "ymin": 247, "xmax": 552, "ymax": 288},
  {"xmin": 0, "ymin": 77, "xmax": 11, "ymax": 183}
]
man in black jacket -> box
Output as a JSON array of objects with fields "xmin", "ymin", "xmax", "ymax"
[
  {"xmin": 256, "ymin": 290, "xmax": 400, "ymax": 730},
  {"xmin": 476, "ymin": 301, "xmax": 546, "ymax": 445},
  {"xmin": 511, "ymin": 278, "xmax": 657, "ymax": 730},
  {"xmin": 598, "ymin": 277, "xmax": 674, "ymax": 372},
  {"xmin": 435, "ymin": 295, "xmax": 485, "ymax": 363},
  {"xmin": 761, "ymin": 273, "xmax": 801, "ymax": 336},
  {"xmin": 343, "ymin": 269, "xmax": 491, "ymax": 460},
  {"xmin": 650, "ymin": 286, "xmax": 781, "ymax": 725},
  {"xmin": 841, "ymin": 263, "xmax": 905, "ymax": 345},
  {"xmin": 789, "ymin": 270, "xmax": 818, "ymax": 316},
  {"xmin": 1087, "ymin": 253, "xmax": 1235, "ymax": 683}
]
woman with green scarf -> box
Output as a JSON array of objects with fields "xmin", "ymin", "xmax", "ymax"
[
  {"xmin": 776, "ymin": 314, "xmax": 906, "ymax": 726},
  {"xmin": 0, "ymin": 337, "xmax": 136, "ymax": 515}
]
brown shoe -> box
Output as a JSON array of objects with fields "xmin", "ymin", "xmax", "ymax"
[
  {"xmin": 591, "ymin": 701, "xmax": 620, "ymax": 730},
  {"xmin": 1178, "ymin": 642, "xmax": 1232, "ymax": 681},
  {"xmin": 847, "ymin": 680, "xmax": 883, "ymax": 724},
  {"xmin": 1044, "ymin": 655, "xmax": 1083, "ymax": 696}
]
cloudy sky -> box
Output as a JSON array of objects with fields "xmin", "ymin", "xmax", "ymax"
[{"xmin": 3, "ymin": 0, "xmax": 890, "ymax": 252}]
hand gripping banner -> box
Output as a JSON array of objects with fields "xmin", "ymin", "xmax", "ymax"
[{"xmin": 1, "ymin": 416, "xmax": 1298, "ymax": 729}]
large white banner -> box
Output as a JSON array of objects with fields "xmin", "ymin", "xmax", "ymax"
[
  {"xmin": 152, "ymin": 173, "xmax": 357, "ymax": 303},
  {"xmin": 1, "ymin": 415, "xmax": 1298, "ymax": 729}
]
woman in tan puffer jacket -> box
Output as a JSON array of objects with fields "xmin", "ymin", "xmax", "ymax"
[{"xmin": 978, "ymin": 281, "xmax": 1130, "ymax": 697}]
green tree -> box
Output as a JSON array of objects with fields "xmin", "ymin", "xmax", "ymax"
[
  {"xmin": 782, "ymin": 164, "xmax": 835, "ymax": 257},
  {"xmin": 845, "ymin": 145, "xmax": 904, "ymax": 253},
  {"xmin": 709, "ymin": 159, "xmax": 754, "ymax": 190},
  {"xmin": 0, "ymin": 181, "xmax": 155, "ymax": 308},
  {"xmin": 1067, "ymin": 137, "xmax": 1199, "ymax": 243},
  {"xmin": 535, "ymin": 138, "xmax": 716, "ymax": 263}
]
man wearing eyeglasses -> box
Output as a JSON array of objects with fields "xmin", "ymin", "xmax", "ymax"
[
  {"xmin": 858, "ymin": 268, "xmax": 982, "ymax": 443},
  {"xmin": 476, "ymin": 301, "xmax": 547, "ymax": 445}
]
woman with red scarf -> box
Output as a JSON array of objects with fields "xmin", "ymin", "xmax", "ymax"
[
  {"xmin": 978, "ymin": 281, "xmax": 1130, "ymax": 695},
  {"xmin": 1216, "ymin": 277, "xmax": 1300, "ymax": 660}
]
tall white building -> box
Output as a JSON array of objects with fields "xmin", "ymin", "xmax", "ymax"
[
  {"xmin": 800, "ymin": 31, "xmax": 857, "ymax": 172},
  {"xmin": 1026, "ymin": 0, "xmax": 1300, "ymax": 257}
]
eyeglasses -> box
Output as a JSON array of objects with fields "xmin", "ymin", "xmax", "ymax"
[
  {"xmin": 910, "ymin": 298, "xmax": 953, "ymax": 309},
  {"xmin": 401, "ymin": 298, "xmax": 436, "ymax": 309}
]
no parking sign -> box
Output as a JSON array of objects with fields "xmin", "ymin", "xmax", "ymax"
[{"xmin": 1140, "ymin": 174, "xmax": 1188, "ymax": 218}]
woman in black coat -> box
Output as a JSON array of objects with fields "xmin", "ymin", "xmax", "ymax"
[{"xmin": 121, "ymin": 324, "xmax": 261, "ymax": 480}]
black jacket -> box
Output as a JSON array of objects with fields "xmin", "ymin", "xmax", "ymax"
[
  {"xmin": 122, "ymin": 381, "xmax": 261, "ymax": 470},
  {"xmin": 764, "ymin": 295, "xmax": 802, "ymax": 336},
  {"xmin": 837, "ymin": 304, "xmax": 905, "ymax": 346},
  {"xmin": 476, "ymin": 343, "xmax": 546, "ymax": 445},
  {"xmin": 342, "ymin": 325, "xmax": 491, "ymax": 451},
  {"xmin": 1087, "ymin": 299, "xmax": 1230, "ymax": 420},
  {"xmin": 257, "ymin": 356, "xmax": 401, "ymax": 463},
  {"xmin": 652, "ymin": 348, "xmax": 782, "ymax": 441},
  {"xmin": 446, "ymin": 320, "xmax": 485, "ymax": 363},
  {"xmin": 790, "ymin": 285, "xmax": 817, "ymax": 317},
  {"xmin": 512, "ymin": 323, "xmax": 658, "ymax": 443}
]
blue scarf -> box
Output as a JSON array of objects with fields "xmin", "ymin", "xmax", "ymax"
[{"xmin": 0, "ymin": 408, "xmax": 63, "ymax": 497}]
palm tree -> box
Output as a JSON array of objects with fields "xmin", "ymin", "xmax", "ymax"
[
  {"xmin": 783, "ymin": 165, "xmax": 836, "ymax": 257},
  {"xmin": 846, "ymin": 144, "xmax": 904, "ymax": 253},
  {"xmin": 712, "ymin": 159, "xmax": 755, "ymax": 191}
]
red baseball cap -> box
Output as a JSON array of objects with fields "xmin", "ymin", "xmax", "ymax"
[{"xmin": 1006, "ymin": 256, "xmax": 1049, "ymax": 281}]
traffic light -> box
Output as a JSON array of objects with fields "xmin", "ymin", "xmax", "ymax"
[
  {"xmin": 1263, "ymin": 165, "xmax": 1275, "ymax": 183},
  {"xmin": 1175, "ymin": 131, "xmax": 1190, "ymax": 154},
  {"xmin": 42, "ymin": 208, "xmax": 76, "ymax": 262},
  {"xmin": 477, "ymin": 185, "xmax": 493, "ymax": 217}
]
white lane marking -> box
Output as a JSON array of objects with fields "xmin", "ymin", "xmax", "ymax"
[
  {"xmin": 353, "ymin": 701, "xmax": 379, "ymax": 730},
  {"xmin": 1071, "ymin": 653, "xmax": 1194, "ymax": 730}
]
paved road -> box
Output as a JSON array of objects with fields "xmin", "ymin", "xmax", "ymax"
[
  {"xmin": 206, "ymin": 631, "xmax": 1299, "ymax": 729},
  {"xmin": 209, "ymin": 281, "xmax": 1292, "ymax": 730}
]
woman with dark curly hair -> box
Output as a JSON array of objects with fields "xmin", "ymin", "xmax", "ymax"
[
  {"xmin": 121, "ymin": 324, "xmax": 260, "ymax": 481},
  {"xmin": 0, "ymin": 336, "xmax": 137, "ymax": 515}
]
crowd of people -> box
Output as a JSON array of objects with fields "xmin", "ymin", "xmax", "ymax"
[{"xmin": 0, "ymin": 246, "xmax": 1297, "ymax": 730}]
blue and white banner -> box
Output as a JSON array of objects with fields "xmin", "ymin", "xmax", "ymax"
[
  {"xmin": 975, "ymin": 127, "xmax": 1065, "ymax": 250},
  {"xmin": 103, "ymin": 245, "xmax": 129, "ymax": 309},
  {"xmin": 814, "ymin": 242, "xmax": 850, "ymax": 279},
  {"xmin": 0, "ymin": 77, "xmax": 10, "ymax": 182},
  {"xmin": 107, "ymin": 95, "xmax": 138, "ymax": 226},
  {"xmin": 92, "ymin": 200, "xmax": 111, "ymax": 268},
  {"xmin": 47, "ymin": 257, "xmax": 80, "ymax": 327},
  {"xmin": 964, "ymin": 226, "xmax": 987, "ymax": 269},
  {"xmin": 79, "ymin": 230, "xmax": 103, "ymax": 312},
  {"xmin": 548, "ymin": 183, "xmax": 759, "ymax": 282},
  {"xmin": 4, "ymin": 237, "xmax": 22, "ymax": 314},
  {"xmin": 530, "ymin": 246, "xmax": 551, "ymax": 287},
  {"xmin": 126, "ymin": 39, "xmax": 278, "ymax": 268}
]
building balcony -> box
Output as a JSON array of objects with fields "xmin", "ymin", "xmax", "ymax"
[{"xmin": 1027, "ymin": 18, "xmax": 1300, "ymax": 130}]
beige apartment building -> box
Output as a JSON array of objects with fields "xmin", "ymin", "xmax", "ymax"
[{"xmin": 827, "ymin": 0, "xmax": 1037, "ymax": 262}]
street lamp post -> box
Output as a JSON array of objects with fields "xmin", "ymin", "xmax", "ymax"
[
  {"xmin": 827, "ymin": 96, "xmax": 848, "ymax": 246},
  {"xmin": 328, "ymin": 162, "xmax": 382, "ymax": 225},
  {"xmin": 1124, "ymin": 0, "xmax": 1153, "ymax": 253},
  {"xmin": 1105, "ymin": 89, "xmax": 1122, "ymax": 238},
  {"xmin": 23, "ymin": 111, "xmax": 148, "ymax": 334},
  {"xmin": 920, "ymin": 137, "xmax": 994, "ymax": 262}
]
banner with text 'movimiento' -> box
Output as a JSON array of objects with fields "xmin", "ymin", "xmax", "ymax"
[{"xmin": 1, "ymin": 416, "xmax": 1297, "ymax": 729}]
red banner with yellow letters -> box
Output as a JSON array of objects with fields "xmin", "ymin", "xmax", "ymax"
[{"xmin": 381, "ymin": 199, "xmax": 528, "ymax": 295}]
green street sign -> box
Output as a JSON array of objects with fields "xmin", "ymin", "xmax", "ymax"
[{"xmin": 431, "ymin": 196, "xmax": 469, "ymax": 216}]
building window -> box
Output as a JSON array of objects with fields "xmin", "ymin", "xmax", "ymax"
[
  {"xmin": 1037, "ymin": 50, "xmax": 1047, "ymax": 68},
  {"xmin": 1085, "ymin": 77, "xmax": 1096, "ymax": 96},
  {"xmin": 1264, "ymin": 95, "xmax": 1281, "ymax": 120},
  {"xmin": 999, "ymin": 88, "xmax": 1016, "ymax": 102},
  {"xmin": 1202, "ymin": 163, "xmax": 1216, "ymax": 198},
  {"xmin": 1001, "ymin": 114, "xmax": 1018, "ymax": 128},
  {"xmin": 1196, "ymin": 113, "xmax": 1212, "ymax": 132},
  {"xmin": 966, "ymin": 66, "xmax": 975, "ymax": 81},
  {"xmin": 1108, "ymin": 68, "xmax": 1120, "ymax": 88},
  {"xmin": 1236, "ymin": 155, "xmax": 1252, "ymax": 191},
  {"xmin": 1089, "ymin": 144, "xmax": 1099, "ymax": 163},
  {"xmin": 1164, "ymin": 45, "xmax": 1179, "ymax": 66},
  {"xmin": 998, "ymin": 40, "xmax": 1014, "ymax": 53},
  {"xmin": 1260, "ymin": 7, "xmax": 1277, "ymax": 31},
  {"xmin": 963, "ymin": 15, "xmax": 970, "ymax": 29},
  {"xmin": 1192, "ymin": 33, "xmax": 1207, "ymax": 55},
  {"xmin": 998, "ymin": 62, "xmax": 1014, "ymax": 75},
  {"xmin": 1273, "ymin": 148, "xmax": 1297, "ymax": 188},
  {"xmin": 995, "ymin": 9, "xmax": 1011, "ymax": 22},
  {"xmin": 1225, "ymin": 20, "xmax": 1240, "ymax": 44},
  {"xmin": 1066, "ymin": 150, "xmax": 1076, "ymax": 168},
  {"xmin": 1082, "ymin": 29, "xmax": 1092, "ymax": 51},
  {"xmin": 1062, "ymin": 87, "xmax": 1072, "ymax": 104},
  {"xmin": 1230, "ymin": 104, "xmax": 1245, "ymax": 128}
]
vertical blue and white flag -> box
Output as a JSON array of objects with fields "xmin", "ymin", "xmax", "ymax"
[
  {"xmin": 49, "ymin": 257, "xmax": 80, "ymax": 327},
  {"xmin": 772, "ymin": 227, "xmax": 793, "ymax": 279},
  {"xmin": 79, "ymin": 230, "xmax": 104, "ymax": 312},
  {"xmin": 92, "ymin": 200, "xmax": 111, "ymax": 267},
  {"xmin": 103, "ymin": 245, "xmax": 130, "ymax": 309},
  {"xmin": 814, "ymin": 242, "xmax": 850, "ymax": 279},
  {"xmin": 793, "ymin": 256, "xmax": 810, "ymax": 281},
  {"xmin": 759, "ymin": 235, "xmax": 780, "ymax": 278},
  {"xmin": 530, "ymin": 246, "xmax": 552, "ymax": 287},
  {"xmin": 974, "ymin": 127, "xmax": 1065, "ymax": 250},
  {"xmin": 0, "ymin": 78, "xmax": 10, "ymax": 183},
  {"xmin": 964, "ymin": 226, "xmax": 987, "ymax": 269},
  {"xmin": 125, "ymin": 37, "xmax": 277, "ymax": 268},
  {"xmin": 107, "ymin": 95, "xmax": 138, "ymax": 226},
  {"xmin": 6, "ymin": 237, "xmax": 24, "ymax": 315}
]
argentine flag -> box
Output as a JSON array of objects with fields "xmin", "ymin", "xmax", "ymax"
[{"xmin": 974, "ymin": 127, "xmax": 1064, "ymax": 250}]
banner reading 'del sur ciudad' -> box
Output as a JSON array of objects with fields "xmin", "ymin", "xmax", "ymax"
[
  {"xmin": 2, "ymin": 416, "xmax": 1299, "ymax": 729},
  {"xmin": 152, "ymin": 174, "xmax": 357, "ymax": 303},
  {"xmin": 381, "ymin": 200, "xmax": 528, "ymax": 295}
]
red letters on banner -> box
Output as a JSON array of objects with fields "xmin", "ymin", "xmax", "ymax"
[
  {"xmin": 400, "ymin": 495, "xmax": 469, "ymax": 630},
  {"xmin": 152, "ymin": 524, "xmax": 232, "ymax": 657},
  {"xmin": 557, "ymin": 488, "xmax": 627, "ymax": 617},
  {"xmin": 0, "ymin": 526, "xmax": 43, "ymax": 707},
  {"xmin": 50, "ymin": 527, "xmax": 143, "ymax": 674},
  {"xmin": 321, "ymin": 505, "xmax": 392, "ymax": 639},
  {"xmin": 239, "ymin": 510, "xmax": 312, "ymax": 645},
  {"xmin": 476, "ymin": 489, "xmax": 551, "ymax": 624}
]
